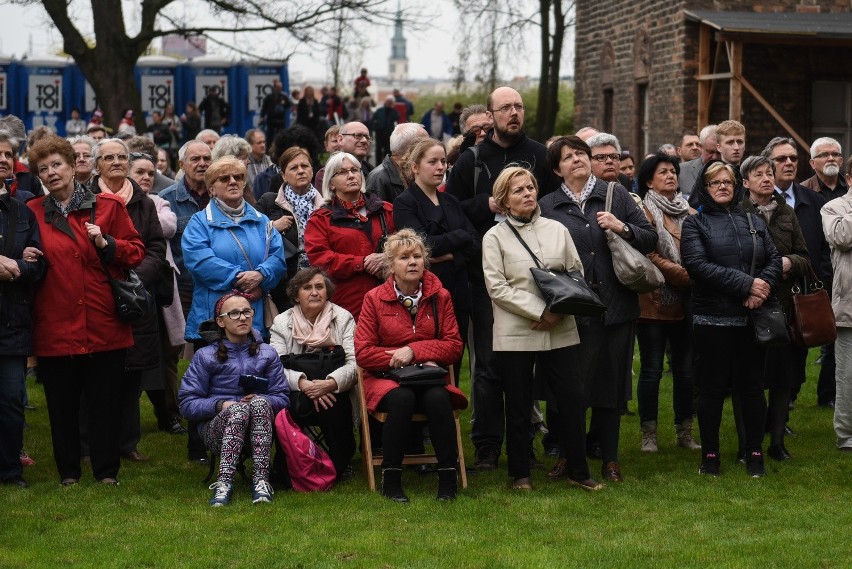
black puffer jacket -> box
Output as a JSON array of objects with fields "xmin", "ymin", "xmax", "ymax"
[
  {"xmin": 539, "ymin": 178, "xmax": 658, "ymax": 325},
  {"xmin": 681, "ymin": 161, "xmax": 782, "ymax": 319}
]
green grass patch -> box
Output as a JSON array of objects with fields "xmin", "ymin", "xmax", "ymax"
[{"xmin": 2, "ymin": 349, "xmax": 850, "ymax": 568}]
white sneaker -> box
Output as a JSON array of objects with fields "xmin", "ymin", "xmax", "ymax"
[{"xmin": 252, "ymin": 480, "xmax": 274, "ymax": 504}]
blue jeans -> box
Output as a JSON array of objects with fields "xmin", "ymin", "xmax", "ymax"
[
  {"xmin": 636, "ymin": 319, "xmax": 695, "ymax": 424},
  {"xmin": 0, "ymin": 357, "xmax": 26, "ymax": 480}
]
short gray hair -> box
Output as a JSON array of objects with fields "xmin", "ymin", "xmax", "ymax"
[
  {"xmin": 586, "ymin": 132, "xmax": 621, "ymax": 153},
  {"xmin": 0, "ymin": 115, "xmax": 25, "ymax": 142},
  {"xmin": 740, "ymin": 155, "xmax": 773, "ymax": 180},
  {"xmin": 321, "ymin": 151, "xmax": 364, "ymax": 201},
  {"xmin": 390, "ymin": 123, "xmax": 427, "ymax": 156},
  {"xmin": 68, "ymin": 135, "xmax": 96, "ymax": 149},
  {"xmin": 178, "ymin": 140, "xmax": 208, "ymax": 162},
  {"xmin": 244, "ymin": 128, "xmax": 264, "ymax": 144},
  {"xmin": 659, "ymin": 143, "xmax": 676, "ymax": 154},
  {"xmin": 92, "ymin": 137, "xmax": 129, "ymax": 163},
  {"xmin": 0, "ymin": 130, "xmax": 20, "ymax": 151},
  {"xmin": 761, "ymin": 136, "xmax": 796, "ymax": 158},
  {"xmin": 196, "ymin": 129, "xmax": 220, "ymax": 142},
  {"xmin": 698, "ymin": 124, "xmax": 717, "ymax": 144},
  {"xmin": 810, "ymin": 136, "xmax": 842, "ymax": 157},
  {"xmin": 459, "ymin": 104, "xmax": 487, "ymax": 135},
  {"xmin": 211, "ymin": 135, "xmax": 251, "ymax": 161}
]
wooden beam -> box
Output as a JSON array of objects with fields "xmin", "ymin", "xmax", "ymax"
[
  {"xmin": 707, "ymin": 39, "xmax": 723, "ymax": 120},
  {"xmin": 728, "ymin": 40, "xmax": 742, "ymax": 120},
  {"xmin": 695, "ymin": 72, "xmax": 733, "ymax": 81},
  {"xmin": 697, "ymin": 24, "xmax": 711, "ymax": 128},
  {"xmin": 736, "ymin": 74, "xmax": 810, "ymax": 153}
]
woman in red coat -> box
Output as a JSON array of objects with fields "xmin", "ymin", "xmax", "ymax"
[
  {"xmin": 304, "ymin": 151, "xmax": 393, "ymax": 321},
  {"xmin": 355, "ymin": 229, "xmax": 466, "ymax": 503},
  {"xmin": 28, "ymin": 136, "xmax": 145, "ymax": 486}
]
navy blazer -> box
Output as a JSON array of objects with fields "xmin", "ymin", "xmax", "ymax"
[
  {"xmin": 392, "ymin": 184, "xmax": 480, "ymax": 311},
  {"xmin": 789, "ymin": 182, "xmax": 833, "ymax": 284}
]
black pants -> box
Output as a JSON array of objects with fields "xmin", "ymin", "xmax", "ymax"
[
  {"xmin": 80, "ymin": 368, "xmax": 143, "ymax": 457},
  {"xmin": 817, "ymin": 343, "xmax": 836, "ymax": 405},
  {"xmin": 694, "ymin": 324, "xmax": 766, "ymax": 456},
  {"xmin": 468, "ymin": 282, "xmax": 504, "ymax": 457},
  {"xmin": 0, "ymin": 356, "xmax": 26, "ymax": 480},
  {"xmin": 636, "ymin": 319, "xmax": 695, "ymax": 424},
  {"xmin": 377, "ymin": 386, "xmax": 457, "ymax": 470},
  {"xmin": 41, "ymin": 349, "xmax": 126, "ymax": 481},
  {"xmin": 292, "ymin": 391, "xmax": 356, "ymax": 475},
  {"xmin": 496, "ymin": 346, "xmax": 590, "ymax": 480}
]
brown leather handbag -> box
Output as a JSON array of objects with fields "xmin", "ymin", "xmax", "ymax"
[{"xmin": 787, "ymin": 264, "xmax": 837, "ymax": 348}]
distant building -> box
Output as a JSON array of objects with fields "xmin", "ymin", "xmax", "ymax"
[
  {"xmin": 388, "ymin": 3, "xmax": 409, "ymax": 84},
  {"xmin": 161, "ymin": 34, "xmax": 206, "ymax": 59},
  {"xmin": 574, "ymin": 1, "xmax": 852, "ymax": 162}
]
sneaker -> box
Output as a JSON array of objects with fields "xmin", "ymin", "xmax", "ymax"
[
  {"xmin": 746, "ymin": 451, "xmax": 765, "ymax": 478},
  {"xmin": 699, "ymin": 453, "xmax": 720, "ymax": 477},
  {"xmin": 208, "ymin": 481, "xmax": 232, "ymax": 506},
  {"xmin": 252, "ymin": 480, "xmax": 274, "ymax": 504}
]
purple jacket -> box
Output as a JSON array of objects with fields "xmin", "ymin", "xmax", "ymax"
[{"xmin": 178, "ymin": 331, "xmax": 290, "ymax": 427}]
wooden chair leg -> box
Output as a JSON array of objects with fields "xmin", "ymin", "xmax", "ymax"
[{"xmin": 455, "ymin": 416, "xmax": 467, "ymax": 489}]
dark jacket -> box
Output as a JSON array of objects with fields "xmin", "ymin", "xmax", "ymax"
[
  {"xmin": 445, "ymin": 131, "xmax": 559, "ymax": 238},
  {"xmin": 304, "ymin": 193, "xmax": 394, "ymax": 321},
  {"xmin": 741, "ymin": 192, "xmax": 809, "ymax": 311},
  {"xmin": 0, "ymin": 194, "xmax": 47, "ymax": 356},
  {"xmin": 365, "ymin": 155, "xmax": 406, "ymax": 204},
  {"xmin": 787, "ymin": 182, "xmax": 833, "ymax": 285},
  {"xmin": 296, "ymin": 98, "xmax": 320, "ymax": 131},
  {"xmin": 539, "ymin": 179, "xmax": 658, "ymax": 325},
  {"xmin": 681, "ymin": 160, "xmax": 782, "ymax": 319},
  {"xmin": 93, "ymin": 178, "xmax": 166, "ymax": 371},
  {"xmin": 393, "ymin": 183, "xmax": 480, "ymax": 312}
]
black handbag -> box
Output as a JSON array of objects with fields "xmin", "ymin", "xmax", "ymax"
[
  {"xmin": 280, "ymin": 345, "xmax": 346, "ymax": 379},
  {"xmin": 388, "ymin": 363, "xmax": 449, "ymax": 386},
  {"xmin": 506, "ymin": 222, "xmax": 606, "ymax": 316},
  {"xmin": 745, "ymin": 213, "xmax": 789, "ymax": 347},
  {"xmin": 91, "ymin": 203, "xmax": 152, "ymax": 323}
]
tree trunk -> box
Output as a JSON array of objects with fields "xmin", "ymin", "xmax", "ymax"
[{"xmin": 534, "ymin": 0, "xmax": 566, "ymax": 141}]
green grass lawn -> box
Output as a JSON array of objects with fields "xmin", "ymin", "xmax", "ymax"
[{"xmin": 3, "ymin": 349, "xmax": 850, "ymax": 568}]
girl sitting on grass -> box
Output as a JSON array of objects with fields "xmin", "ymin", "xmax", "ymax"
[{"xmin": 179, "ymin": 291, "xmax": 290, "ymax": 506}]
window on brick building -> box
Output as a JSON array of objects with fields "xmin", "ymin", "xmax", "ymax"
[
  {"xmin": 635, "ymin": 83, "xmax": 648, "ymax": 157},
  {"xmin": 603, "ymin": 88, "xmax": 614, "ymax": 133},
  {"xmin": 812, "ymin": 81, "xmax": 851, "ymax": 153}
]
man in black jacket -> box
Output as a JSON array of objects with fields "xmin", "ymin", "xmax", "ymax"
[
  {"xmin": 763, "ymin": 136, "xmax": 836, "ymax": 408},
  {"xmin": 445, "ymin": 86, "xmax": 558, "ymax": 471}
]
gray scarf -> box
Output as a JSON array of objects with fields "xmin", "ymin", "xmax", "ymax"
[
  {"xmin": 643, "ymin": 190, "xmax": 690, "ymax": 265},
  {"xmin": 754, "ymin": 199, "xmax": 778, "ymax": 224},
  {"xmin": 214, "ymin": 197, "xmax": 246, "ymax": 221}
]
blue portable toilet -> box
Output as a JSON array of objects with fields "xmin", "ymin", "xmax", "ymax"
[
  {"xmin": 136, "ymin": 55, "xmax": 183, "ymax": 124},
  {"xmin": 0, "ymin": 55, "xmax": 13, "ymax": 118},
  {"xmin": 185, "ymin": 56, "xmax": 236, "ymax": 135},
  {"xmin": 17, "ymin": 55, "xmax": 73, "ymax": 135},
  {"xmin": 237, "ymin": 59, "xmax": 290, "ymax": 136}
]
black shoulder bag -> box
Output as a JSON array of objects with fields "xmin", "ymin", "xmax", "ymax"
[
  {"xmin": 91, "ymin": 201, "xmax": 152, "ymax": 323},
  {"xmin": 746, "ymin": 213, "xmax": 789, "ymax": 347},
  {"xmin": 387, "ymin": 300, "xmax": 449, "ymax": 386},
  {"xmin": 505, "ymin": 221, "xmax": 606, "ymax": 317}
]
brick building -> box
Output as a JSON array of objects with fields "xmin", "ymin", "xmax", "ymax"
[{"xmin": 574, "ymin": 1, "xmax": 852, "ymax": 169}]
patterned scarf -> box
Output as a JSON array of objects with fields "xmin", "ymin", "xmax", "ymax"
[
  {"xmin": 643, "ymin": 190, "xmax": 690, "ymax": 265},
  {"xmin": 337, "ymin": 194, "xmax": 367, "ymax": 222},
  {"xmin": 562, "ymin": 175, "xmax": 597, "ymax": 212},
  {"xmin": 284, "ymin": 185, "xmax": 318, "ymax": 233},
  {"xmin": 51, "ymin": 183, "xmax": 86, "ymax": 217},
  {"xmin": 394, "ymin": 280, "xmax": 422, "ymax": 322}
]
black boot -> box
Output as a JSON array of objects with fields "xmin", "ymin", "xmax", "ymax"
[
  {"xmin": 381, "ymin": 468, "xmax": 408, "ymax": 503},
  {"xmin": 436, "ymin": 468, "xmax": 458, "ymax": 501}
]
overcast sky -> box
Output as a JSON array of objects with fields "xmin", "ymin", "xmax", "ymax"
[{"xmin": 0, "ymin": 0, "xmax": 572, "ymax": 84}]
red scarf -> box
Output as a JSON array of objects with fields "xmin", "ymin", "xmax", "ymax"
[{"xmin": 338, "ymin": 194, "xmax": 368, "ymax": 222}]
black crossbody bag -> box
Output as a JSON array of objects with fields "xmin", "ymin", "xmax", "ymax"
[{"xmin": 746, "ymin": 213, "xmax": 789, "ymax": 347}]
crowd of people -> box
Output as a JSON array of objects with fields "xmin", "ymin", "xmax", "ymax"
[{"xmin": 1, "ymin": 80, "xmax": 849, "ymax": 507}]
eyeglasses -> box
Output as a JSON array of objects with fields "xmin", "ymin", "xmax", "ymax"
[
  {"xmin": 75, "ymin": 152, "xmax": 93, "ymax": 161},
  {"xmin": 99, "ymin": 153, "xmax": 129, "ymax": 163},
  {"xmin": 814, "ymin": 151, "xmax": 842, "ymax": 160},
  {"xmin": 591, "ymin": 153, "xmax": 621, "ymax": 163},
  {"xmin": 219, "ymin": 308, "xmax": 254, "ymax": 320},
  {"xmin": 37, "ymin": 161, "xmax": 66, "ymax": 176},
  {"xmin": 490, "ymin": 104, "xmax": 525, "ymax": 114},
  {"xmin": 341, "ymin": 132, "xmax": 371, "ymax": 141},
  {"xmin": 468, "ymin": 124, "xmax": 492, "ymax": 135},
  {"xmin": 771, "ymin": 155, "xmax": 798, "ymax": 164},
  {"xmin": 215, "ymin": 173, "xmax": 246, "ymax": 184},
  {"xmin": 334, "ymin": 167, "xmax": 360, "ymax": 177},
  {"xmin": 129, "ymin": 152, "xmax": 154, "ymax": 162},
  {"xmin": 707, "ymin": 180, "xmax": 734, "ymax": 188}
]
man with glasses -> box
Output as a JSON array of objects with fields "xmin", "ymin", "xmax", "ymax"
[
  {"xmin": 314, "ymin": 122, "xmax": 374, "ymax": 189},
  {"xmin": 459, "ymin": 104, "xmax": 492, "ymax": 147},
  {"xmin": 803, "ymin": 137, "xmax": 847, "ymax": 201},
  {"xmin": 365, "ymin": 122, "xmax": 428, "ymax": 203},
  {"xmin": 446, "ymin": 86, "xmax": 558, "ymax": 472},
  {"xmin": 762, "ymin": 136, "xmax": 835, "ymax": 412}
]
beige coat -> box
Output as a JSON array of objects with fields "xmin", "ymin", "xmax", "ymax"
[
  {"xmin": 821, "ymin": 192, "xmax": 852, "ymax": 327},
  {"xmin": 482, "ymin": 210, "xmax": 583, "ymax": 352}
]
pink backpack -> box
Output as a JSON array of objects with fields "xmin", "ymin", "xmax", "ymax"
[{"xmin": 274, "ymin": 409, "xmax": 336, "ymax": 492}]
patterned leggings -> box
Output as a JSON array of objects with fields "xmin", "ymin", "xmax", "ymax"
[{"xmin": 202, "ymin": 397, "xmax": 274, "ymax": 484}]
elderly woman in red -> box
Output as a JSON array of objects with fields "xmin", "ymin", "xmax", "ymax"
[
  {"xmin": 355, "ymin": 229, "xmax": 466, "ymax": 503},
  {"xmin": 27, "ymin": 136, "xmax": 145, "ymax": 486}
]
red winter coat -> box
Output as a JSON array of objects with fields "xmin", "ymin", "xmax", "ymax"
[
  {"xmin": 28, "ymin": 188, "xmax": 145, "ymax": 357},
  {"xmin": 304, "ymin": 193, "xmax": 394, "ymax": 321},
  {"xmin": 354, "ymin": 270, "xmax": 467, "ymax": 413}
]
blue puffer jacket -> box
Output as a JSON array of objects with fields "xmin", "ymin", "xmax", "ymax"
[
  {"xmin": 681, "ymin": 160, "xmax": 782, "ymax": 319},
  {"xmin": 178, "ymin": 330, "xmax": 290, "ymax": 431},
  {"xmin": 182, "ymin": 199, "xmax": 286, "ymax": 340}
]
